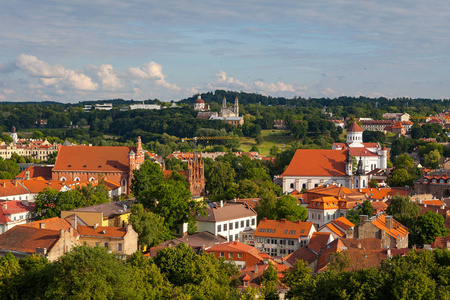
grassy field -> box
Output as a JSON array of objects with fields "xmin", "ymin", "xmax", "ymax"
[{"xmin": 240, "ymin": 130, "xmax": 296, "ymax": 156}]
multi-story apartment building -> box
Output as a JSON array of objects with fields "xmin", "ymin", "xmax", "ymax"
[{"xmin": 253, "ymin": 218, "xmax": 316, "ymax": 257}]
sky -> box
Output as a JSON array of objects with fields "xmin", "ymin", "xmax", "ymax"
[{"xmin": 1, "ymin": 0, "xmax": 450, "ymax": 103}]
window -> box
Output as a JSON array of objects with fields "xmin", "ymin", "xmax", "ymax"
[
  {"xmin": 235, "ymin": 221, "xmax": 239, "ymax": 228},
  {"xmin": 118, "ymin": 243, "xmax": 122, "ymax": 251},
  {"xmin": 104, "ymin": 242, "xmax": 108, "ymax": 248},
  {"xmin": 244, "ymin": 281, "xmax": 248, "ymax": 287},
  {"xmin": 251, "ymin": 218, "xmax": 255, "ymax": 226},
  {"xmin": 318, "ymin": 214, "xmax": 321, "ymax": 220},
  {"xmin": 238, "ymin": 253, "xmax": 242, "ymax": 258},
  {"xmin": 230, "ymin": 222, "xmax": 233, "ymax": 230},
  {"xmin": 224, "ymin": 224, "xmax": 227, "ymax": 231},
  {"xmin": 311, "ymin": 213, "xmax": 314, "ymax": 220},
  {"xmin": 217, "ymin": 225, "xmax": 221, "ymax": 232},
  {"xmin": 229, "ymin": 235, "xmax": 233, "ymax": 241},
  {"xmin": 241, "ymin": 220, "xmax": 244, "ymax": 227},
  {"xmin": 290, "ymin": 183, "xmax": 294, "ymax": 189},
  {"xmin": 246, "ymin": 219, "xmax": 250, "ymax": 227},
  {"xmin": 220, "ymin": 252, "xmax": 224, "ymax": 257},
  {"xmin": 228, "ymin": 253, "xmax": 233, "ymax": 258},
  {"xmin": 284, "ymin": 230, "xmax": 288, "ymax": 234},
  {"xmin": 301, "ymin": 229, "xmax": 305, "ymax": 233},
  {"xmin": 235, "ymin": 234, "xmax": 238, "ymax": 241},
  {"xmin": 272, "ymin": 229, "xmax": 276, "ymax": 233}
]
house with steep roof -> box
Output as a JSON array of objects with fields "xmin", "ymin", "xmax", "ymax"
[
  {"xmin": 196, "ymin": 201, "xmax": 257, "ymax": 242},
  {"xmin": 303, "ymin": 184, "xmax": 366, "ymax": 227},
  {"xmin": 52, "ymin": 137, "xmax": 146, "ymax": 194},
  {"xmin": 238, "ymin": 262, "xmax": 289, "ymax": 295},
  {"xmin": 15, "ymin": 166, "xmax": 53, "ymax": 180},
  {"xmin": 0, "ymin": 180, "xmax": 31, "ymax": 201},
  {"xmin": 253, "ymin": 218, "xmax": 316, "ymax": 257},
  {"xmin": 0, "ymin": 225, "xmax": 78, "ymax": 261},
  {"xmin": 355, "ymin": 214, "xmax": 409, "ymax": 249},
  {"xmin": 0, "ymin": 200, "xmax": 36, "ymax": 233},
  {"xmin": 77, "ymin": 224, "xmax": 138, "ymax": 255},
  {"xmin": 318, "ymin": 217, "xmax": 355, "ymax": 240},
  {"xmin": 206, "ymin": 241, "xmax": 272, "ymax": 270},
  {"xmin": 284, "ymin": 232, "xmax": 333, "ymax": 269}
]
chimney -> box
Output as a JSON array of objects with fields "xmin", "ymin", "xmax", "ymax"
[
  {"xmin": 2, "ymin": 203, "xmax": 6, "ymax": 209},
  {"xmin": 262, "ymin": 217, "xmax": 267, "ymax": 221},
  {"xmin": 385, "ymin": 216, "xmax": 393, "ymax": 230},
  {"xmin": 281, "ymin": 219, "xmax": 286, "ymax": 223},
  {"xmin": 39, "ymin": 222, "xmax": 45, "ymax": 229},
  {"xmin": 94, "ymin": 223, "xmax": 99, "ymax": 229},
  {"xmin": 126, "ymin": 224, "xmax": 133, "ymax": 232},
  {"xmin": 254, "ymin": 264, "xmax": 258, "ymax": 274},
  {"xmin": 359, "ymin": 215, "xmax": 368, "ymax": 224},
  {"xmin": 220, "ymin": 200, "xmax": 223, "ymax": 207}
]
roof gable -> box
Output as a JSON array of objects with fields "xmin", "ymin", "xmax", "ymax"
[
  {"xmin": 254, "ymin": 219, "xmax": 315, "ymax": 238},
  {"xmin": 282, "ymin": 150, "xmax": 348, "ymax": 177},
  {"xmin": 54, "ymin": 145, "xmax": 136, "ymax": 172}
]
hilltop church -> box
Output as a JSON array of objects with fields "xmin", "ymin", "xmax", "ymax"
[{"xmin": 281, "ymin": 122, "xmax": 387, "ymax": 194}]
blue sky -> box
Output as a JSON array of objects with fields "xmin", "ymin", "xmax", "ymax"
[{"xmin": 1, "ymin": 0, "xmax": 450, "ymax": 102}]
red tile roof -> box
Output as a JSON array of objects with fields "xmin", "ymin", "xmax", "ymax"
[
  {"xmin": 54, "ymin": 145, "xmax": 136, "ymax": 172},
  {"xmin": 196, "ymin": 202, "xmax": 256, "ymax": 222},
  {"xmin": 0, "ymin": 180, "xmax": 29, "ymax": 197},
  {"xmin": 16, "ymin": 166, "xmax": 53, "ymax": 180},
  {"xmin": 0, "ymin": 226, "xmax": 61, "ymax": 254},
  {"xmin": 284, "ymin": 245, "xmax": 318, "ymax": 266},
  {"xmin": 308, "ymin": 232, "xmax": 333, "ymax": 253},
  {"xmin": 347, "ymin": 122, "xmax": 363, "ymax": 132},
  {"xmin": 282, "ymin": 149, "xmax": 348, "ymax": 177},
  {"xmin": 254, "ymin": 218, "xmax": 315, "ymax": 239},
  {"xmin": 23, "ymin": 217, "xmax": 73, "ymax": 232},
  {"xmin": 357, "ymin": 187, "xmax": 410, "ymax": 200},
  {"xmin": 372, "ymin": 215, "xmax": 408, "ymax": 239},
  {"xmin": 0, "ymin": 200, "xmax": 35, "ymax": 218},
  {"xmin": 206, "ymin": 241, "xmax": 268, "ymax": 263}
]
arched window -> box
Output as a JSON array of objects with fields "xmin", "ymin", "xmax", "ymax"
[
  {"xmin": 89, "ymin": 177, "xmax": 95, "ymax": 181},
  {"xmin": 302, "ymin": 183, "xmax": 306, "ymax": 189},
  {"xmin": 314, "ymin": 184, "xmax": 318, "ymax": 188},
  {"xmin": 121, "ymin": 179, "xmax": 127, "ymax": 187},
  {"xmin": 290, "ymin": 183, "xmax": 294, "ymax": 189},
  {"xmin": 74, "ymin": 177, "xmax": 80, "ymax": 182},
  {"xmin": 363, "ymin": 180, "xmax": 366, "ymax": 187},
  {"xmin": 356, "ymin": 179, "xmax": 359, "ymax": 188},
  {"xmin": 318, "ymin": 214, "xmax": 321, "ymax": 220},
  {"xmin": 440, "ymin": 179, "xmax": 444, "ymax": 183},
  {"xmin": 60, "ymin": 177, "xmax": 66, "ymax": 181}
]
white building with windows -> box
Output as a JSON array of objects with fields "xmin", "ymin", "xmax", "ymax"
[
  {"xmin": 0, "ymin": 200, "xmax": 36, "ymax": 233},
  {"xmin": 253, "ymin": 218, "xmax": 316, "ymax": 257},
  {"xmin": 196, "ymin": 201, "xmax": 257, "ymax": 242}
]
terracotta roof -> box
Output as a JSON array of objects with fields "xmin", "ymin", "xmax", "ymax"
[
  {"xmin": 421, "ymin": 200, "xmax": 444, "ymax": 207},
  {"xmin": 254, "ymin": 218, "xmax": 314, "ymax": 239},
  {"xmin": 371, "ymin": 215, "xmax": 408, "ymax": 239},
  {"xmin": 228, "ymin": 198, "xmax": 261, "ymax": 209},
  {"xmin": 54, "ymin": 145, "xmax": 136, "ymax": 172},
  {"xmin": 23, "ymin": 217, "xmax": 73, "ymax": 231},
  {"xmin": 340, "ymin": 238, "xmax": 382, "ymax": 250},
  {"xmin": 333, "ymin": 142, "xmax": 380, "ymax": 150},
  {"xmin": 347, "ymin": 122, "xmax": 363, "ymax": 132},
  {"xmin": 332, "ymin": 217, "xmax": 355, "ymax": 230},
  {"xmin": 316, "ymin": 238, "xmax": 347, "ymax": 272},
  {"xmin": 308, "ymin": 232, "xmax": 333, "ymax": 253},
  {"xmin": 206, "ymin": 241, "xmax": 268, "ymax": 262},
  {"xmin": 0, "ymin": 201, "xmax": 35, "ymax": 218},
  {"xmin": 349, "ymin": 147, "xmax": 380, "ymax": 157},
  {"xmin": 0, "ymin": 180, "xmax": 29, "ymax": 197},
  {"xmin": 343, "ymin": 249, "xmax": 387, "ymax": 271},
  {"xmin": 305, "ymin": 184, "xmax": 366, "ymax": 201},
  {"xmin": 307, "ymin": 196, "xmax": 340, "ymax": 210},
  {"xmin": 371, "ymin": 201, "xmax": 388, "ymax": 212},
  {"xmin": 15, "ymin": 166, "xmax": 53, "ymax": 180},
  {"xmin": 77, "ymin": 225, "xmax": 127, "ymax": 238},
  {"xmin": 432, "ymin": 234, "xmax": 450, "ymax": 248},
  {"xmin": 284, "ymin": 245, "xmax": 318, "ymax": 266},
  {"xmin": 0, "ymin": 226, "xmax": 61, "ymax": 254},
  {"xmin": 357, "ymin": 187, "xmax": 410, "ymax": 200},
  {"xmin": 18, "ymin": 179, "xmax": 85, "ymax": 194},
  {"xmin": 196, "ymin": 202, "xmax": 256, "ymax": 223},
  {"xmin": 282, "ymin": 150, "xmax": 348, "ymax": 177},
  {"xmin": 318, "ymin": 217, "xmax": 355, "ymax": 237},
  {"xmin": 239, "ymin": 262, "xmax": 289, "ymax": 290}
]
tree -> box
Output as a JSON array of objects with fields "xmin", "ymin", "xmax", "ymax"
[
  {"xmin": 256, "ymin": 190, "xmax": 277, "ymax": 221},
  {"xmin": 131, "ymin": 160, "xmax": 165, "ymax": 199},
  {"xmin": 394, "ymin": 154, "xmax": 414, "ymax": 169},
  {"xmin": 205, "ymin": 161, "xmax": 235, "ymax": 199},
  {"xmin": 0, "ymin": 253, "xmax": 21, "ymax": 298},
  {"xmin": 368, "ymin": 178, "xmax": 378, "ymax": 188},
  {"xmin": 413, "ymin": 211, "xmax": 450, "ymax": 246},
  {"xmin": 129, "ymin": 203, "xmax": 172, "ymax": 249},
  {"xmin": 346, "ymin": 200, "xmax": 374, "ymax": 226},
  {"xmin": 386, "ymin": 195, "xmax": 420, "ymax": 230},
  {"xmin": 31, "ymin": 131, "xmax": 44, "ymax": 140},
  {"xmin": 386, "ymin": 168, "xmax": 412, "ymax": 187},
  {"xmin": 274, "ymin": 194, "xmax": 308, "ymax": 222},
  {"xmin": 0, "ymin": 158, "xmax": 20, "ymax": 179},
  {"xmin": 37, "ymin": 246, "xmax": 147, "ymax": 299},
  {"xmin": 424, "ymin": 149, "xmax": 441, "ymax": 169}
]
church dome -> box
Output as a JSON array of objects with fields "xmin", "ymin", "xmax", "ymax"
[{"xmin": 194, "ymin": 94, "xmax": 205, "ymax": 104}]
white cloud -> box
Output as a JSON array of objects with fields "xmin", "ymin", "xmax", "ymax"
[
  {"xmin": 66, "ymin": 70, "xmax": 98, "ymax": 91},
  {"xmin": 127, "ymin": 61, "xmax": 179, "ymax": 91},
  {"xmin": 16, "ymin": 54, "xmax": 66, "ymax": 78},
  {"xmin": 216, "ymin": 71, "xmax": 248, "ymax": 89}
]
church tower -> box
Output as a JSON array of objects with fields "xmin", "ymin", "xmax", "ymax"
[
  {"xmin": 354, "ymin": 156, "xmax": 368, "ymax": 189},
  {"xmin": 234, "ymin": 96, "xmax": 239, "ymax": 116},
  {"xmin": 10, "ymin": 127, "xmax": 18, "ymax": 144},
  {"xmin": 346, "ymin": 122, "xmax": 364, "ymax": 147},
  {"xmin": 222, "ymin": 96, "xmax": 227, "ymax": 109}
]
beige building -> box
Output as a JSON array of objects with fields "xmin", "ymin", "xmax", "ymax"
[
  {"xmin": 0, "ymin": 139, "xmax": 58, "ymax": 161},
  {"xmin": 355, "ymin": 214, "xmax": 408, "ymax": 249}
]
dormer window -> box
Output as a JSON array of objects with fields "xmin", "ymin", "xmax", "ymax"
[{"xmin": 432, "ymin": 179, "xmax": 437, "ymax": 183}]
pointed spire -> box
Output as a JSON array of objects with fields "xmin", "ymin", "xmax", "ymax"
[{"xmin": 222, "ymin": 96, "xmax": 227, "ymax": 108}]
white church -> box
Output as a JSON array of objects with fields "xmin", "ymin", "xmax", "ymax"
[{"xmin": 281, "ymin": 122, "xmax": 387, "ymax": 194}]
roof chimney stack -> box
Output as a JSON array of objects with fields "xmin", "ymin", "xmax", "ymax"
[
  {"xmin": 39, "ymin": 222, "xmax": 45, "ymax": 229},
  {"xmin": 385, "ymin": 215, "xmax": 393, "ymax": 230}
]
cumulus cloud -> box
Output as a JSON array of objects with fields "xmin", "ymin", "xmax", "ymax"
[
  {"xmin": 16, "ymin": 54, "xmax": 66, "ymax": 78},
  {"xmin": 216, "ymin": 71, "xmax": 248, "ymax": 89},
  {"xmin": 127, "ymin": 61, "xmax": 179, "ymax": 90}
]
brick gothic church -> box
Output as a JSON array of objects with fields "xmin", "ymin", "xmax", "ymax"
[
  {"xmin": 186, "ymin": 153, "xmax": 205, "ymax": 197},
  {"xmin": 52, "ymin": 137, "xmax": 146, "ymax": 194}
]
